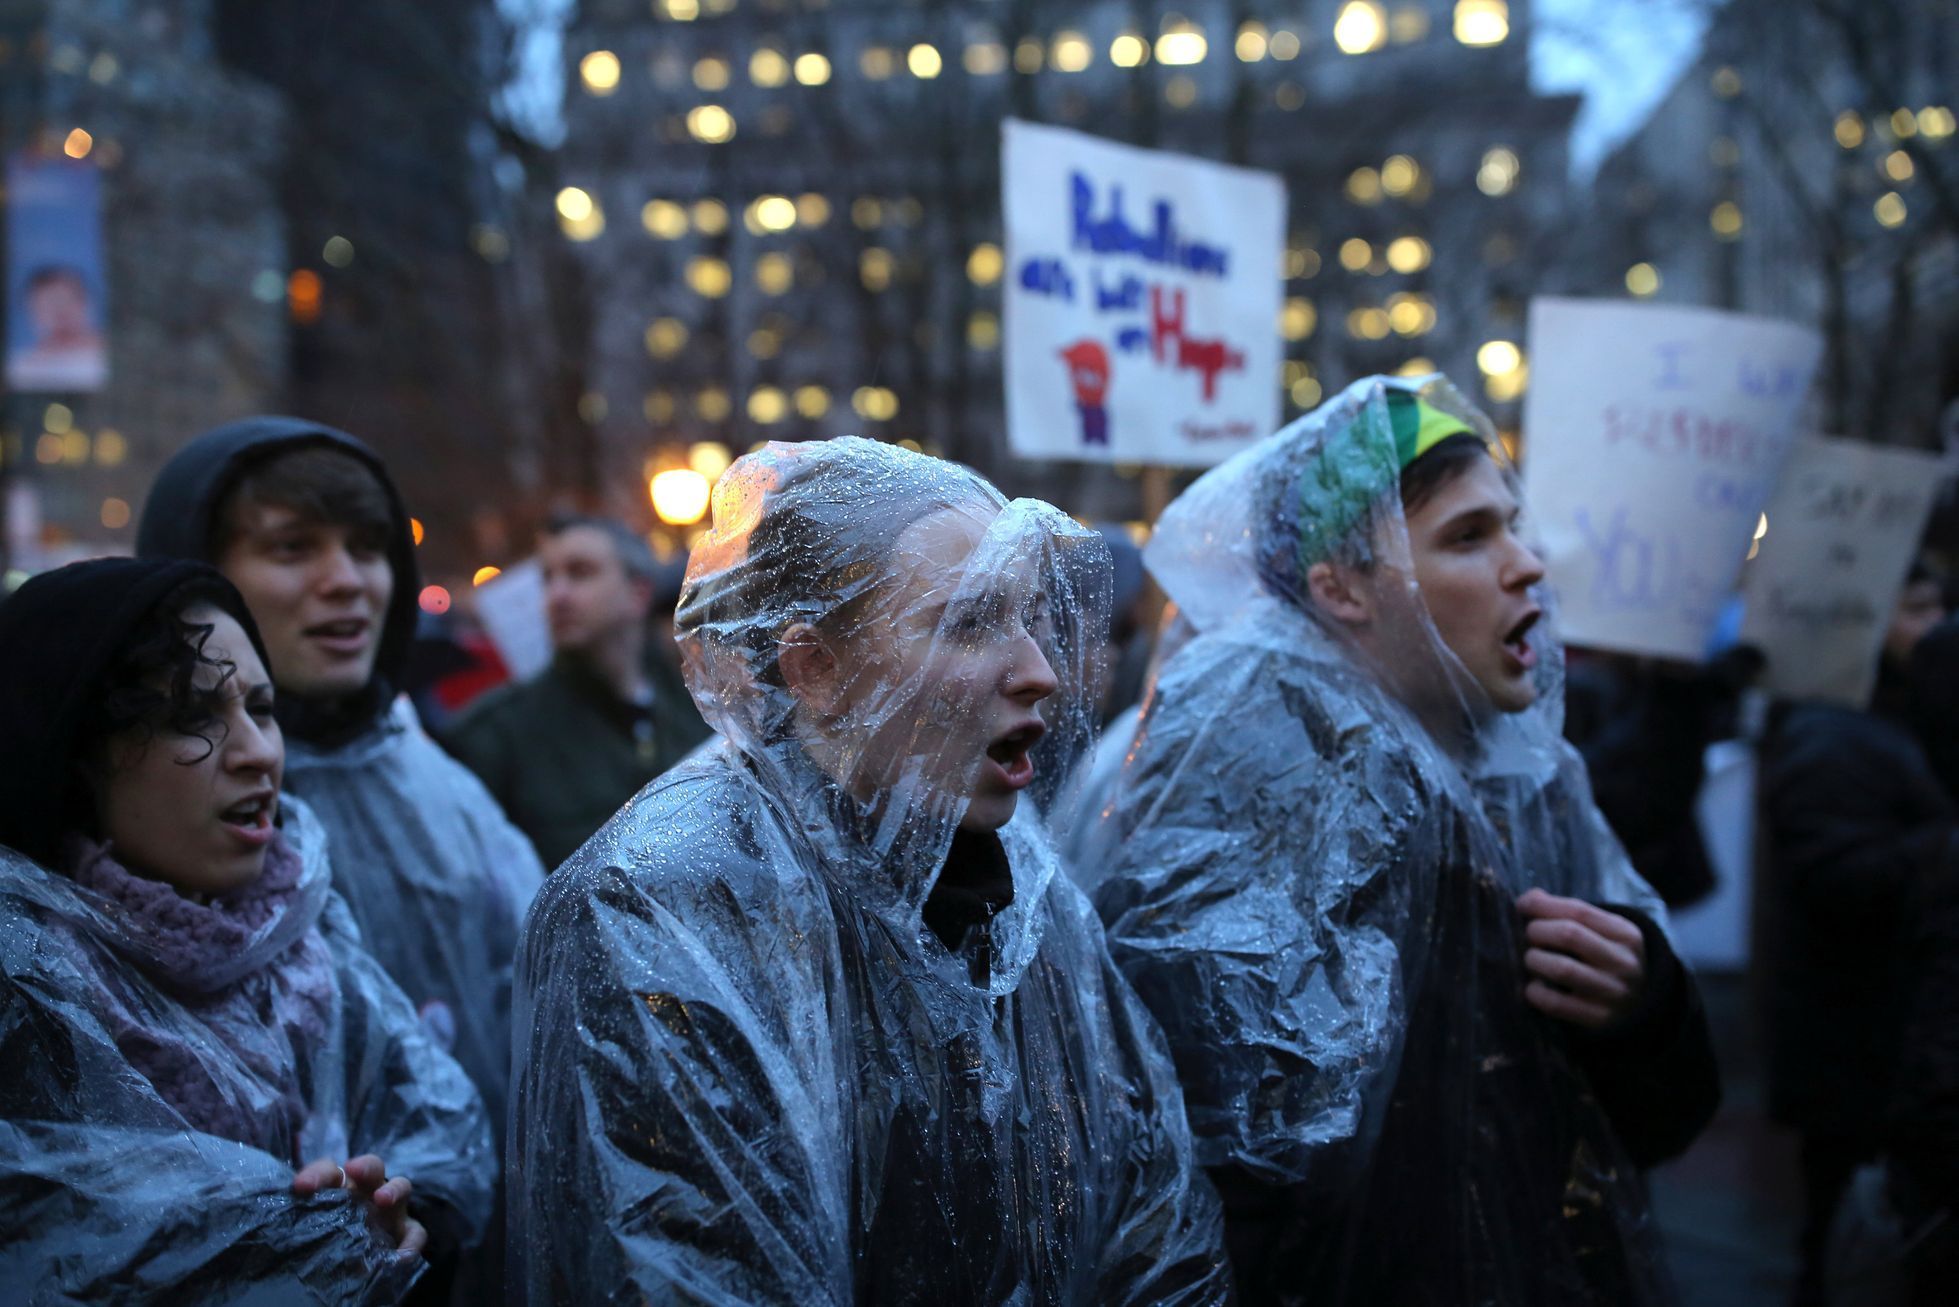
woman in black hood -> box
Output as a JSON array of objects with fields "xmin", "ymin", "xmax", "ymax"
[
  {"xmin": 0, "ymin": 557, "xmax": 493, "ymax": 1301},
  {"xmin": 137, "ymin": 417, "xmax": 543, "ymax": 1291}
]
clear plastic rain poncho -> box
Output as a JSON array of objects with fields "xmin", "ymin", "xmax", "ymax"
[
  {"xmin": 0, "ymin": 797, "xmax": 494, "ymax": 1302},
  {"xmin": 508, "ymin": 437, "xmax": 1228, "ymax": 1305},
  {"xmin": 1076, "ymin": 376, "xmax": 1684, "ymax": 1305},
  {"xmin": 282, "ymin": 698, "xmax": 541, "ymax": 1139}
]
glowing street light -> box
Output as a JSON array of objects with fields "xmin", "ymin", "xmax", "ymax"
[{"xmin": 651, "ymin": 469, "xmax": 712, "ymax": 526}]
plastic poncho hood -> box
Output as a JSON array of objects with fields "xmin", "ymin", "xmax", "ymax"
[
  {"xmin": 1080, "ymin": 375, "xmax": 1676, "ymax": 1303},
  {"xmin": 509, "ymin": 437, "xmax": 1228, "ymax": 1304},
  {"xmin": 0, "ymin": 798, "xmax": 493, "ymax": 1302}
]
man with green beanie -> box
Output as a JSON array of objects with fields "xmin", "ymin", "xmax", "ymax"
[{"xmin": 1076, "ymin": 375, "xmax": 1719, "ymax": 1304}]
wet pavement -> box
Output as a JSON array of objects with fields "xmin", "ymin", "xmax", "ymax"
[{"xmin": 1653, "ymin": 972, "xmax": 1801, "ymax": 1306}]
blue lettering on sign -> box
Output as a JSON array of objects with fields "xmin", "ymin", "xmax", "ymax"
[
  {"xmin": 1737, "ymin": 357, "xmax": 1806, "ymax": 399},
  {"xmin": 1653, "ymin": 342, "xmax": 1691, "ymax": 390},
  {"xmin": 1095, "ymin": 270, "xmax": 1145, "ymax": 312},
  {"xmin": 1070, "ymin": 172, "xmax": 1230, "ymax": 278},
  {"xmin": 1572, "ymin": 503, "xmax": 1724, "ymax": 631},
  {"xmin": 1018, "ymin": 256, "xmax": 1075, "ymax": 302},
  {"xmin": 1115, "ymin": 326, "xmax": 1150, "ymax": 354}
]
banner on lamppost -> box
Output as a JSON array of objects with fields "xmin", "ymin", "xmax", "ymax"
[
  {"xmin": 5, "ymin": 153, "xmax": 108, "ymax": 393},
  {"xmin": 1001, "ymin": 119, "xmax": 1283, "ymax": 467},
  {"xmin": 1521, "ymin": 297, "xmax": 1822, "ymax": 661},
  {"xmin": 1739, "ymin": 434, "xmax": 1949, "ymax": 706}
]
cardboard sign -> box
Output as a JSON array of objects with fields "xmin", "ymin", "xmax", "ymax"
[
  {"xmin": 1739, "ymin": 435, "xmax": 1948, "ymax": 705},
  {"xmin": 472, "ymin": 558, "xmax": 551, "ymax": 681},
  {"xmin": 1002, "ymin": 119, "xmax": 1283, "ymax": 467},
  {"xmin": 1522, "ymin": 298, "xmax": 1822, "ymax": 660}
]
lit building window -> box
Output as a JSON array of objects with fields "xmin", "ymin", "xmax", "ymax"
[
  {"xmin": 1291, "ymin": 374, "xmax": 1324, "ymax": 408},
  {"xmin": 755, "ymin": 253, "xmax": 794, "ymax": 294},
  {"xmin": 747, "ymin": 195, "xmax": 798, "ymax": 233},
  {"xmin": 1386, "ymin": 292, "xmax": 1435, "ymax": 336},
  {"xmin": 1476, "ymin": 146, "xmax": 1520, "ymax": 195},
  {"xmin": 660, "ymin": 0, "xmax": 699, "ymax": 19},
  {"xmin": 794, "ymin": 52, "xmax": 831, "ymax": 85},
  {"xmin": 1165, "ymin": 75, "xmax": 1198, "ymax": 109},
  {"xmin": 1385, "ymin": 235, "xmax": 1431, "ymax": 273},
  {"xmin": 908, "ymin": 43, "xmax": 942, "ymax": 78},
  {"xmin": 1709, "ymin": 200, "xmax": 1743, "ymax": 239},
  {"xmin": 1334, "ymin": 2, "xmax": 1388, "ymax": 55},
  {"xmin": 1347, "ymin": 306, "xmax": 1391, "ymax": 340},
  {"xmin": 1338, "ymin": 238, "xmax": 1373, "ymax": 270},
  {"xmin": 852, "ymin": 197, "xmax": 884, "ymax": 229},
  {"xmin": 580, "ymin": 50, "xmax": 621, "ymax": 95},
  {"xmin": 1834, "ymin": 110, "xmax": 1865, "ymax": 149},
  {"xmin": 1287, "ymin": 244, "xmax": 1321, "ymax": 278},
  {"xmin": 1874, "ymin": 191, "xmax": 1907, "ymax": 227},
  {"xmin": 693, "ymin": 199, "xmax": 729, "ymax": 234},
  {"xmin": 861, "ymin": 47, "xmax": 896, "ymax": 80},
  {"xmin": 644, "ymin": 317, "xmax": 689, "ymax": 358},
  {"xmin": 693, "ymin": 57, "xmax": 731, "ymax": 91},
  {"xmin": 1281, "ymin": 298, "xmax": 1317, "ymax": 340},
  {"xmin": 860, "ymin": 248, "xmax": 895, "ymax": 291},
  {"xmin": 796, "ymin": 193, "xmax": 831, "ymax": 227},
  {"xmin": 686, "ymin": 105, "xmax": 736, "ymax": 143},
  {"xmin": 1710, "ymin": 66, "xmax": 1742, "ymax": 98},
  {"xmin": 1269, "ymin": 28, "xmax": 1302, "ymax": 60},
  {"xmin": 852, "ymin": 387, "xmax": 899, "ymax": 421},
  {"xmin": 1883, "ymin": 149, "xmax": 1914, "ymax": 182},
  {"xmin": 967, "ymin": 311, "xmax": 1001, "ymax": 350},
  {"xmin": 1052, "ymin": 31, "xmax": 1092, "ymax": 72},
  {"xmin": 748, "ymin": 387, "xmax": 789, "ymax": 424},
  {"xmin": 1625, "ymin": 262, "xmax": 1661, "ymax": 297},
  {"xmin": 1014, "ymin": 38, "xmax": 1044, "ymax": 74},
  {"xmin": 651, "ymin": 468, "xmax": 712, "ymax": 525},
  {"xmin": 1920, "ymin": 107, "xmax": 1955, "ymax": 139},
  {"xmin": 750, "ymin": 49, "xmax": 790, "ymax": 87},
  {"xmin": 1236, "ymin": 21, "xmax": 1268, "ymax": 62},
  {"xmin": 1454, "ymin": 1, "xmax": 1509, "ymax": 47},
  {"xmin": 794, "ymin": 385, "xmax": 830, "ymax": 419},
  {"xmin": 967, "ymin": 243, "xmax": 1004, "ymax": 285},
  {"xmin": 1477, "ymin": 339, "xmax": 1522, "ymax": 375},
  {"xmin": 747, "ymin": 327, "xmax": 781, "ymax": 359},
  {"xmin": 686, "ymin": 257, "xmax": 732, "ymax": 297},
  {"xmin": 1346, "ymin": 166, "xmax": 1383, "ymax": 204},
  {"xmin": 557, "ymin": 187, "xmax": 605, "ymax": 240},
  {"xmin": 1156, "ymin": 24, "xmax": 1208, "ymax": 66},
  {"xmin": 1110, "ymin": 32, "xmax": 1149, "ymax": 67},
  {"xmin": 1380, "ymin": 154, "xmax": 1421, "ymax": 196},
  {"xmin": 642, "ymin": 199, "xmax": 688, "ymax": 238},
  {"xmin": 965, "ymin": 41, "xmax": 1007, "ymax": 75}
]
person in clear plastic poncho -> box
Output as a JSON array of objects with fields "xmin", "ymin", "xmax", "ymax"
[
  {"xmin": 508, "ymin": 437, "xmax": 1228, "ymax": 1304},
  {"xmin": 1076, "ymin": 376, "xmax": 1721, "ymax": 1305},
  {"xmin": 0, "ymin": 558, "xmax": 493, "ymax": 1302}
]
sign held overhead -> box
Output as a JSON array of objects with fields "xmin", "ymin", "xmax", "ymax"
[
  {"xmin": 1002, "ymin": 119, "xmax": 1284, "ymax": 467},
  {"xmin": 1521, "ymin": 297, "xmax": 1822, "ymax": 661}
]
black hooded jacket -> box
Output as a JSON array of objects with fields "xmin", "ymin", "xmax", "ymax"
[
  {"xmin": 136, "ymin": 416, "xmax": 421, "ymax": 747},
  {"xmin": 0, "ymin": 558, "xmax": 268, "ymax": 866},
  {"xmin": 133, "ymin": 416, "xmax": 544, "ymax": 1255}
]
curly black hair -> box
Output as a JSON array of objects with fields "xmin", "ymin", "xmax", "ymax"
[{"xmin": 62, "ymin": 575, "xmax": 255, "ymax": 841}]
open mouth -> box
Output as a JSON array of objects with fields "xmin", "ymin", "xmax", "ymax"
[
  {"xmin": 218, "ymin": 792, "xmax": 276, "ymax": 841},
  {"xmin": 304, "ymin": 617, "xmax": 370, "ymax": 654},
  {"xmin": 984, "ymin": 721, "xmax": 1046, "ymax": 791},
  {"xmin": 1502, "ymin": 610, "xmax": 1541, "ymax": 667}
]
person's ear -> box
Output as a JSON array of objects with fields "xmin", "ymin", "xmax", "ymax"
[
  {"xmin": 777, "ymin": 622, "xmax": 843, "ymax": 712},
  {"xmin": 1307, "ymin": 560, "xmax": 1372, "ymax": 629}
]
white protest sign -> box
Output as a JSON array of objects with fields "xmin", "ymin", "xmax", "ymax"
[
  {"xmin": 471, "ymin": 557, "xmax": 551, "ymax": 681},
  {"xmin": 1522, "ymin": 298, "xmax": 1822, "ymax": 660},
  {"xmin": 1002, "ymin": 119, "xmax": 1283, "ymax": 467},
  {"xmin": 1739, "ymin": 435, "xmax": 1947, "ymax": 705}
]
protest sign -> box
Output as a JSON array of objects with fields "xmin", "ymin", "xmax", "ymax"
[
  {"xmin": 6, "ymin": 153, "xmax": 108, "ymax": 392},
  {"xmin": 1522, "ymin": 298, "xmax": 1822, "ymax": 660},
  {"xmin": 1739, "ymin": 435, "xmax": 1948, "ymax": 705},
  {"xmin": 1002, "ymin": 119, "xmax": 1283, "ymax": 467},
  {"xmin": 472, "ymin": 558, "xmax": 551, "ymax": 681}
]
